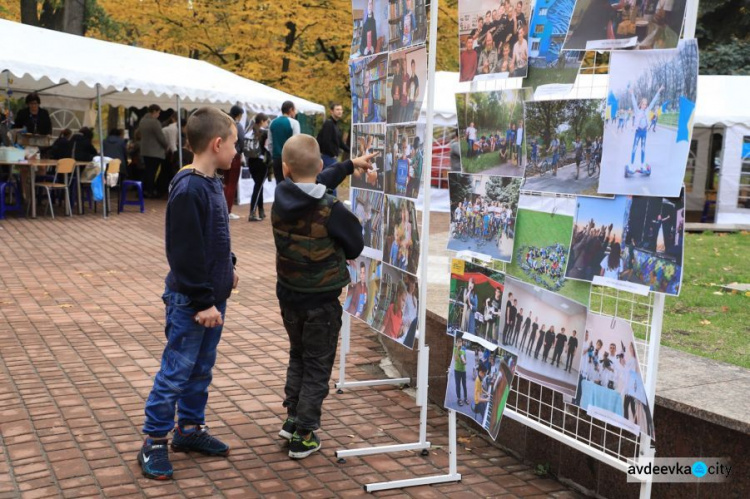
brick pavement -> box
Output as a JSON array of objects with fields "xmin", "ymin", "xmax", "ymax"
[{"xmin": 0, "ymin": 202, "xmax": 581, "ymax": 498}]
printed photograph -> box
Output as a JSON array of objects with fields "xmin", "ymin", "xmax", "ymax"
[
  {"xmin": 499, "ymin": 277, "xmax": 587, "ymax": 397},
  {"xmin": 388, "ymin": 0, "xmax": 427, "ymax": 50},
  {"xmin": 383, "ymin": 195, "xmax": 421, "ymax": 275},
  {"xmin": 447, "ymin": 258, "xmax": 506, "ymax": 343},
  {"xmin": 573, "ymin": 313, "xmax": 655, "ymax": 438},
  {"xmin": 385, "ymin": 123, "xmax": 425, "ymax": 198},
  {"xmin": 445, "ymin": 332, "xmax": 518, "ymax": 440},
  {"xmin": 524, "ymin": 0, "xmax": 582, "ymax": 89},
  {"xmin": 350, "ymin": 53, "xmax": 388, "ymax": 124},
  {"xmin": 506, "ymin": 194, "xmax": 591, "ymax": 306},
  {"xmin": 371, "ymin": 264, "xmax": 420, "ymax": 349},
  {"xmin": 458, "ymin": 0, "xmax": 532, "ymax": 81},
  {"xmin": 523, "ymin": 99, "xmax": 606, "ymax": 196},
  {"xmin": 343, "ymin": 256, "xmax": 382, "ymax": 325},
  {"xmin": 598, "ymin": 39, "xmax": 698, "ymax": 196},
  {"xmin": 351, "ymin": 124, "xmax": 386, "ymax": 191},
  {"xmin": 351, "ymin": 188, "xmax": 385, "ymax": 259},
  {"xmin": 456, "ymin": 89, "xmax": 532, "ymax": 177},
  {"xmin": 387, "ymin": 45, "xmax": 427, "ymax": 124},
  {"xmin": 448, "ymin": 173, "xmax": 522, "ymax": 264},
  {"xmin": 351, "ymin": 0, "xmax": 390, "ymax": 58},
  {"xmin": 563, "ymin": 0, "xmax": 688, "ymax": 51}
]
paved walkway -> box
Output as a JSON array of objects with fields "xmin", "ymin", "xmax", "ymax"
[{"xmin": 0, "ymin": 201, "xmax": 580, "ymax": 498}]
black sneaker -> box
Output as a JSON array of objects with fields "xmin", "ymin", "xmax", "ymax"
[
  {"xmin": 279, "ymin": 418, "xmax": 296, "ymax": 441},
  {"xmin": 288, "ymin": 431, "xmax": 321, "ymax": 459},
  {"xmin": 138, "ymin": 439, "xmax": 173, "ymax": 480},
  {"xmin": 171, "ymin": 425, "xmax": 230, "ymax": 456}
]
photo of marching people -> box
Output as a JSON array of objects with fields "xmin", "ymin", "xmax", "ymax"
[
  {"xmin": 388, "ymin": 0, "xmax": 427, "ymax": 51},
  {"xmin": 507, "ymin": 194, "xmax": 592, "ymax": 306},
  {"xmin": 343, "ymin": 256, "xmax": 382, "ymax": 325},
  {"xmin": 598, "ymin": 40, "xmax": 698, "ymax": 197},
  {"xmin": 370, "ymin": 264, "xmax": 420, "ymax": 349},
  {"xmin": 458, "ymin": 0, "xmax": 532, "ymax": 81},
  {"xmin": 383, "ymin": 195, "xmax": 421, "ymax": 276},
  {"xmin": 351, "ymin": 124, "xmax": 386, "ymax": 191},
  {"xmin": 350, "ymin": 53, "xmax": 388, "ymax": 124},
  {"xmin": 445, "ymin": 332, "xmax": 518, "ymax": 439},
  {"xmin": 498, "ymin": 277, "xmax": 586, "ymax": 396},
  {"xmin": 351, "ymin": 0, "xmax": 390, "ymax": 58},
  {"xmin": 567, "ymin": 190, "xmax": 685, "ymax": 295},
  {"xmin": 447, "ymin": 258, "xmax": 506, "ymax": 343},
  {"xmin": 448, "ymin": 173, "xmax": 522, "ymax": 264},
  {"xmin": 387, "ymin": 45, "xmax": 427, "ymax": 124},
  {"xmin": 563, "ymin": 0, "xmax": 688, "ymax": 51},
  {"xmin": 573, "ymin": 314, "xmax": 655, "ymax": 438},
  {"xmin": 351, "ymin": 189, "xmax": 385, "ymax": 259},
  {"xmin": 456, "ymin": 89, "xmax": 531, "ymax": 177},
  {"xmin": 522, "ymin": 99, "xmax": 606, "ymax": 197},
  {"xmin": 385, "ymin": 123, "xmax": 425, "ymax": 198}
]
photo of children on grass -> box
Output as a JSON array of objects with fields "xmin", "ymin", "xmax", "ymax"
[
  {"xmin": 447, "ymin": 258, "xmax": 506, "ymax": 343},
  {"xmin": 389, "ymin": 0, "xmax": 427, "ymax": 50},
  {"xmin": 350, "ymin": 53, "xmax": 388, "ymax": 124},
  {"xmin": 523, "ymin": 99, "xmax": 606, "ymax": 197},
  {"xmin": 387, "ymin": 45, "xmax": 427, "ymax": 124},
  {"xmin": 351, "ymin": 0, "xmax": 390, "ymax": 58},
  {"xmin": 506, "ymin": 194, "xmax": 591, "ymax": 306},
  {"xmin": 456, "ymin": 89, "xmax": 532, "ymax": 177},
  {"xmin": 598, "ymin": 39, "xmax": 698, "ymax": 197},
  {"xmin": 351, "ymin": 124, "xmax": 386, "ymax": 191},
  {"xmin": 383, "ymin": 195, "xmax": 421, "ymax": 275},
  {"xmin": 352, "ymin": 188, "xmax": 385, "ymax": 260},
  {"xmin": 567, "ymin": 190, "xmax": 685, "ymax": 295},
  {"xmin": 371, "ymin": 264, "xmax": 420, "ymax": 349},
  {"xmin": 445, "ymin": 332, "xmax": 517, "ymax": 439},
  {"xmin": 385, "ymin": 123, "xmax": 425, "ymax": 198},
  {"xmin": 458, "ymin": 0, "xmax": 532, "ymax": 81},
  {"xmin": 563, "ymin": 0, "xmax": 687, "ymax": 51},
  {"xmin": 573, "ymin": 314, "xmax": 655, "ymax": 439},
  {"xmin": 448, "ymin": 173, "xmax": 522, "ymax": 264},
  {"xmin": 344, "ymin": 256, "xmax": 382, "ymax": 325}
]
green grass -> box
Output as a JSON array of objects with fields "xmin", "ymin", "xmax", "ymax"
[
  {"xmin": 460, "ymin": 140, "xmax": 522, "ymax": 174},
  {"xmin": 524, "ymin": 67, "xmax": 580, "ymax": 89},
  {"xmin": 506, "ymin": 209, "xmax": 592, "ymax": 306}
]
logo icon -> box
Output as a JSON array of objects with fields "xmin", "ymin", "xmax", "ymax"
[{"xmin": 691, "ymin": 461, "xmax": 707, "ymax": 478}]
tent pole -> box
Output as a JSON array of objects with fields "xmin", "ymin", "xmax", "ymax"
[
  {"xmin": 3, "ymin": 70, "xmax": 10, "ymax": 122},
  {"xmin": 177, "ymin": 96, "xmax": 183, "ymax": 168},
  {"xmin": 96, "ymin": 84, "xmax": 107, "ymax": 218}
]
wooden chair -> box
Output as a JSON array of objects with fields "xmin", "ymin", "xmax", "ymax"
[
  {"xmin": 105, "ymin": 159, "xmax": 121, "ymax": 213},
  {"xmin": 30, "ymin": 158, "xmax": 74, "ymax": 218}
]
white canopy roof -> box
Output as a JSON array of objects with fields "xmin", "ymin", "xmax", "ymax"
[
  {"xmin": 0, "ymin": 19, "xmax": 324, "ymax": 115},
  {"xmin": 694, "ymin": 75, "xmax": 750, "ymax": 128}
]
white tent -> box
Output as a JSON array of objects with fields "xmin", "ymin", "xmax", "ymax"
[{"xmin": 0, "ymin": 19, "xmax": 324, "ymax": 115}]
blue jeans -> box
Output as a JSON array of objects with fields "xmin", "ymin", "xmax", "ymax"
[
  {"xmin": 143, "ymin": 288, "xmax": 227, "ymax": 437},
  {"xmin": 321, "ymin": 155, "xmax": 339, "ymax": 196}
]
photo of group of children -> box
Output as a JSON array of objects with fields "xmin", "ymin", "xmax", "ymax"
[
  {"xmin": 352, "ymin": 188, "xmax": 385, "ymax": 259},
  {"xmin": 383, "ymin": 196, "xmax": 421, "ymax": 275},
  {"xmin": 567, "ymin": 189, "xmax": 685, "ymax": 295},
  {"xmin": 351, "ymin": 0, "xmax": 390, "ymax": 58},
  {"xmin": 385, "ymin": 123, "xmax": 425, "ymax": 198},
  {"xmin": 387, "ymin": 45, "xmax": 427, "ymax": 124},
  {"xmin": 573, "ymin": 313, "xmax": 654, "ymax": 438},
  {"xmin": 564, "ymin": 0, "xmax": 687, "ymax": 51},
  {"xmin": 344, "ymin": 256, "xmax": 382, "ymax": 325},
  {"xmin": 522, "ymin": 99, "xmax": 606, "ymax": 197},
  {"xmin": 447, "ymin": 259, "xmax": 506, "ymax": 341},
  {"xmin": 458, "ymin": 0, "xmax": 532, "ymax": 81},
  {"xmin": 351, "ymin": 53, "xmax": 388, "ymax": 124},
  {"xmin": 456, "ymin": 89, "xmax": 531, "ymax": 177},
  {"xmin": 448, "ymin": 173, "xmax": 522, "ymax": 264},
  {"xmin": 599, "ymin": 39, "xmax": 698, "ymax": 197},
  {"xmin": 352, "ymin": 124, "xmax": 386, "ymax": 191},
  {"xmin": 370, "ymin": 263, "xmax": 420, "ymax": 349},
  {"xmin": 445, "ymin": 332, "xmax": 517, "ymax": 440}
]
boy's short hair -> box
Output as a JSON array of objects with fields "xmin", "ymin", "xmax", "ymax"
[
  {"xmin": 25, "ymin": 93, "xmax": 41, "ymax": 105},
  {"xmin": 148, "ymin": 104, "xmax": 161, "ymax": 114},
  {"xmin": 186, "ymin": 107, "xmax": 235, "ymax": 154},
  {"xmin": 282, "ymin": 134, "xmax": 321, "ymax": 177}
]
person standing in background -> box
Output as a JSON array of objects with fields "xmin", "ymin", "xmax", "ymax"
[
  {"xmin": 138, "ymin": 104, "xmax": 169, "ymax": 197},
  {"xmin": 269, "ymin": 101, "xmax": 300, "ymax": 183},
  {"xmin": 245, "ymin": 112, "xmax": 270, "ymax": 222},
  {"xmin": 316, "ymin": 103, "xmax": 346, "ymax": 170},
  {"xmin": 224, "ymin": 106, "xmax": 245, "ymax": 220}
]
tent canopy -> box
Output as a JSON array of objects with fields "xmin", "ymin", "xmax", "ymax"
[
  {"xmin": 694, "ymin": 75, "xmax": 750, "ymax": 128},
  {"xmin": 0, "ymin": 19, "xmax": 324, "ymax": 115}
]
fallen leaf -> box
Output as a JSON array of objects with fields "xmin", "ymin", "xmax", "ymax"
[
  {"xmin": 59, "ymin": 304, "xmax": 73, "ymax": 309},
  {"xmin": 457, "ymin": 437, "xmax": 472, "ymax": 444},
  {"xmin": 699, "ymin": 319, "xmax": 711, "ymax": 325},
  {"xmin": 721, "ymin": 306, "xmax": 729, "ymax": 312}
]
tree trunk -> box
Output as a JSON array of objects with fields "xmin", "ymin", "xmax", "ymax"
[
  {"xmin": 20, "ymin": 0, "xmax": 39, "ymax": 26},
  {"xmin": 63, "ymin": 0, "xmax": 85, "ymax": 35},
  {"xmin": 20, "ymin": 0, "xmax": 85, "ymax": 35}
]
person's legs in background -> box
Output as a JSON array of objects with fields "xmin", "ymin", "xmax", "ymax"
[
  {"xmin": 143, "ymin": 156, "xmax": 160, "ymax": 197},
  {"xmin": 248, "ymin": 159, "xmax": 267, "ymax": 221},
  {"xmin": 223, "ymin": 153, "xmax": 242, "ymax": 219},
  {"xmin": 273, "ymin": 157, "xmax": 284, "ymax": 186},
  {"xmin": 321, "ymin": 155, "xmax": 338, "ymax": 197}
]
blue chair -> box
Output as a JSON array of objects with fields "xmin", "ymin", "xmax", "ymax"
[
  {"xmin": 0, "ymin": 178, "xmax": 22, "ymax": 219},
  {"xmin": 119, "ymin": 178, "xmax": 145, "ymax": 213}
]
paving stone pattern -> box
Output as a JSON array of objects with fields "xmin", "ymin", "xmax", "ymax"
[{"xmin": 0, "ymin": 202, "xmax": 582, "ymax": 498}]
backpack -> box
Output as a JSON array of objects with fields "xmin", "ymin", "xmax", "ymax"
[{"xmin": 242, "ymin": 129, "xmax": 264, "ymax": 159}]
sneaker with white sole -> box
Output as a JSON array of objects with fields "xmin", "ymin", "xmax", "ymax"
[
  {"xmin": 228, "ymin": 213, "xmax": 241, "ymax": 220},
  {"xmin": 288, "ymin": 430, "xmax": 321, "ymax": 459},
  {"xmin": 279, "ymin": 418, "xmax": 296, "ymax": 441}
]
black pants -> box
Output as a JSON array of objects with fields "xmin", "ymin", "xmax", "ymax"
[
  {"xmin": 248, "ymin": 158, "xmax": 267, "ymax": 213},
  {"xmin": 565, "ymin": 350, "xmax": 576, "ymax": 371},
  {"xmin": 542, "ymin": 343, "xmax": 552, "ymax": 362},
  {"xmin": 273, "ymin": 157, "xmax": 284, "ymax": 184},
  {"xmin": 454, "ymin": 370, "xmax": 467, "ymax": 401},
  {"xmin": 280, "ymin": 300, "xmax": 342, "ymax": 433},
  {"xmin": 552, "ymin": 347, "xmax": 564, "ymax": 366},
  {"xmin": 143, "ymin": 156, "xmax": 163, "ymax": 196}
]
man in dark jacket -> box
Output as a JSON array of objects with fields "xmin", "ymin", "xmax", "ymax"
[
  {"xmin": 316, "ymin": 103, "xmax": 346, "ymax": 169},
  {"xmin": 13, "ymin": 93, "xmax": 52, "ymax": 136},
  {"xmin": 103, "ymin": 129, "xmax": 128, "ymax": 173}
]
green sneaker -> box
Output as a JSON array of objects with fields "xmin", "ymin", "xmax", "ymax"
[{"xmin": 288, "ymin": 431, "xmax": 321, "ymax": 459}]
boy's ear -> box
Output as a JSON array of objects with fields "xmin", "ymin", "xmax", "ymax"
[
  {"xmin": 211, "ymin": 136, "xmax": 222, "ymax": 153},
  {"xmin": 317, "ymin": 159, "xmax": 324, "ymax": 173},
  {"xmin": 282, "ymin": 161, "xmax": 291, "ymax": 180}
]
